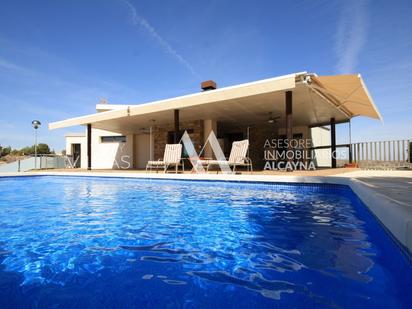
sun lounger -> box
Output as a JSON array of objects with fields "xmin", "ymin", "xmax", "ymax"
[
  {"xmin": 146, "ymin": 144, "xmax": 182, "ymax": 173},
  {"xmin": 200, "ymin": 139, "xmax": 252, "ymax": 173}
]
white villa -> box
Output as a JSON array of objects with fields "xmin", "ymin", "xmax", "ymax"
[{"xmin": 49, "ymin": 72, "xmax": 381, "ymax": 171}]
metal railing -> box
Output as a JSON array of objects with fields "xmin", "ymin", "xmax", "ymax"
[
  {"xmin": 308, "ymin": 139, "xmax": 411, "ymax": 169},
  {"xmin": 351, "ymin": 139, "xmax": 411, "ymax": 163}
]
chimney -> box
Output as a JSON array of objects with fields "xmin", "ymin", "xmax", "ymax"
[{"xmin": 201, "ymin": 80, "xmax": 217, "ymax": 91}]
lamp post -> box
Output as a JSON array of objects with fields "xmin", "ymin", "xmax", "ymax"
[{"xmin": 32, "ymin": 120, "xmax": 41, "ymax": 169}]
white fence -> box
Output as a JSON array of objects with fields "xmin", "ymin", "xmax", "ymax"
[
  {"xmin": 0, "ymin": 155, "xmax": 66, "ymax": 173},
  {"xmin": 351, "ymin": 139, "xmax": 411, "ymax": 163}
]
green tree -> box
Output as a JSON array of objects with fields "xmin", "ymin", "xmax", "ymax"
[
  {"xmin": 20, "ymin": 146, "xmax": 34, "ymax": 155},
  {"xmin": 0, "ymin": 144, "xmax": 52, "ymax": 157},
  {"xmin": 20, "ymin": 144, "xmax": 51, "ymax": 155},
  {"xmin": 1, "ymin": 146, "xmax": 11, "ymax": 157},
  {"xmin": 37, "ymin": 143, "xmax": 51, "ymax": 154},
  {"xmin": 10, "ymin": 149, "xmax": 23, "ymax": 156}
]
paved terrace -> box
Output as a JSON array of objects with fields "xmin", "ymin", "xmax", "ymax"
[
  {"xmin": 30, "ymin": 167, "xmax": 359, "ymax": 176},
  {"xmin": 1, "ymin": 168, "xmax": 411, "ymax": 255}
]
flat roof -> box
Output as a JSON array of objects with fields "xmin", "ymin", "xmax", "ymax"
[
  {"xmin": 65, "ymin": 132, "xmax": 85, "ymax": 137},
  {"xmin": 49, "ymin": 72, "xmax": 382, "ymax": 133}
]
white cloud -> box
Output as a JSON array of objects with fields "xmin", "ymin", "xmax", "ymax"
[
  {"xmin": 0, "ymin": 45, "xmax": 142, "ymax": 150},
  {"xmin": 121, "ymin": 0, "xmax": 200, "ymax": 78},
  {"xmin": 0, "ymin": 58, "xmax": 36, "ymax": 75},
  {"xmin": 335, "ymin": 0, "xmax": 368, "ymax": 73}
]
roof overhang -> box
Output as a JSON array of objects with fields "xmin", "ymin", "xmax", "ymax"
[
  {"xmin": 65, "ymin": 132, "xmax": 85, "ymax": 137},
  {"xmin": 49, "ymin": 72, "xmax": 382, "ymax": 133}
]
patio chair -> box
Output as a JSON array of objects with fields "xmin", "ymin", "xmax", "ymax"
[
  {"xmin": 201, "ymin": 139, "xmax": 253, "ymax": 173},
  {"xmin": 146, "ymin": 144, "xmax": 183, "ymax": 173}
]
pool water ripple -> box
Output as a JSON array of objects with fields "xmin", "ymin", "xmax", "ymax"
[{"xmin": 0, "ymin": 176, "xmax": 411, "ymax": 308}]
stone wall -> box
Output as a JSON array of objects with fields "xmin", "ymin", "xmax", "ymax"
[
  {"xmin": 248, "ymin": 124, "xmax": 310, "ymax": 170},
  {"xmin": 215, "ymin": 123, "xmax": 280, "ymax": 170},
  {"xmin": 153, "ymin": 120, "xmax": 204, "ymax": 159},
  {"xmin": 248, "ymin": 124, "xmax": 280, "ymax": 170},
  {"xmin": 151, "ymin": 119, "xmax": 310, "ymax": 171}
]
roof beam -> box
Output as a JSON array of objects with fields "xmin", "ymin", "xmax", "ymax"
[{"xmin": 309, "ymin": 119, "xmax": 350, "ymax": 128}]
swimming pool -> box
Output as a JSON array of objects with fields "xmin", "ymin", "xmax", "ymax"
[{"xmin": 0, "ymin": 176, "xmax": 410, "ymax": 308}]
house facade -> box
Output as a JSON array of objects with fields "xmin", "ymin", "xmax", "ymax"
[{"xmin": 51, "ymin": 72, "xmax": 381, "ymax": 171}]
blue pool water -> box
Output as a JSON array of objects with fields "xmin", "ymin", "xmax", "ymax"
[{"xmin": 0, "ymin": 176, "xmax": 410, "ymax": 308}]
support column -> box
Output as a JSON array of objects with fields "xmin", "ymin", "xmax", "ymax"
[
  {"xmin": 330, "ymin": 118, "xmax": 336, "ymax": 168},
  {"xmin": 87, "ymin": 123, "xmax": 92, "ymax": 170},
  {"xmin": 203, "ymin": 119, "xmax": 217, "ymax": 158},
  {"xmin": 348, "ymin": 120, "xmax": 352, "ymax": 163},
  {"xmin": 285, "ymin": 91, "xmax": 293, "ymax": 171},
  {"xmin": 174, "ymin": 109, "xmax": 180, "ymax": 143},
  {"xmin": 286, "ymin": 91, "xmax": 293, "ymax": 140}
]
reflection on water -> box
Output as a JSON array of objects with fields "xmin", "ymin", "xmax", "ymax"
[{"xmin": 0, "ymin": 176, "xmax": 411, "ymax": 308}]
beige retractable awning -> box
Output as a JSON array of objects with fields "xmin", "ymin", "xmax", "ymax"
[
  {"xmin": 310, "ymin": 74, "xmax": 382, "ymax": 120},
  {"xmin": 48, "ymin": 72, "xmax": 382, "ymax": 132}
]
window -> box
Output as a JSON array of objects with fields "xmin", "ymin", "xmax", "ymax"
[{"xmin": 101, "ymin": 136, "xmax": 126, "ymax": 143}]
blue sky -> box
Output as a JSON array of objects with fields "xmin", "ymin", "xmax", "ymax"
[{"xmin": 0, "ymin": 0, "xmax": 411, "ymax": 151}]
